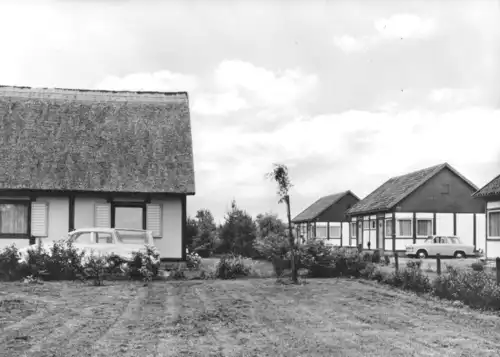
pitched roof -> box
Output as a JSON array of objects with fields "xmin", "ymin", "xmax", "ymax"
[
  {"xmin": 292, "ymin": 191, "xmax": 359, "ymax": 223},
  {"xmin": 472, "ymin": 174, "xmax": 500, "ymax": 198},
  {"xmin": 0, "ymin": 85, "xmax": 195, "ymax": 194},
  {"xmin": 347, "ymin": 163, "xmax": 478, "ymax": 215}
]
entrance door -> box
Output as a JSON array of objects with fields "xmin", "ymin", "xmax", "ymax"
[{"xmin": 378, "ymin": 219, "xmax": 384, "ymax": 250}]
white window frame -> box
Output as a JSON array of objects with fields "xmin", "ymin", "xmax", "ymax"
[
  {"xmin": 396, "ymin": 218, "xmax": 413, "ymax": 238},
  {"xmin": 328, "ymin": 224, "xmax": 341, "ymax": 239},
  {"xmin": 416, "ymin": 218, "xmax": 433, "ymax": 238},
  {"xmin": 384, "ymin": 219, "xmax": 393, "ymax": 238},
  {"xmin": 487, "ymin": 209, "xmax": 500, "ymax": 239},
  {"xmin": 315, "ymin": 222, "xmax": 328, "ymax": 238}
]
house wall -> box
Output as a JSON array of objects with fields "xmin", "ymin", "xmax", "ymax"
[
  {"xmin": 352, "ymin": 211, "xmax": 485, "ymax": 252},
  {"xmin": 152, "ymin": 196, "xmax": 183, "ymax": 259},
  {"xmin": 397, "ymin": 167, "xmax": 485, "ymax": 213},
  {"xmin": 74, "ymin": 195, "xmax": 183, "ymax": 259},
  {"xmin": 38, "ymin": 196, "xmax": 69, "ymax": 241},
  {"xmin": 75, "ymin": 197, "xmax": 108, "ymax": 229},
  {"xmin": 341, "ymin": 222, "xmax": 350, "ymax": 246},
  {"xmin": 316, "ymin": 193, "xmax": 360, "ymax": 222},
  {"xmin": 484, "ymin": 199, "xmax": 500, "ymax": 259}
]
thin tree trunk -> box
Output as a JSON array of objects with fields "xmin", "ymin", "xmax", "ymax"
[{"xmin": 285, "ymin": 195, "xmax": 298, "ymax": 283}]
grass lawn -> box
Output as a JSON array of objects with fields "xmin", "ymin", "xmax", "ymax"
[{"xmin": 2, "ymin": 278, "xmax": 500, "ymax": 356}]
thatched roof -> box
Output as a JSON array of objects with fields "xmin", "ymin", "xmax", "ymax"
[
  {"xmin": 347, "ymin": 163, "xmax": 477, "ymax": 215},
  {"xmin": 473, "ymin": 174, "xmax": 500, "ymax": 198},
  {"xmin": 292, "ymin": 191, "xmax": 359, "ymax": 223},
  {"xmin": 0, "ymin": 85, "xmax": 195, "ymax": 194}
]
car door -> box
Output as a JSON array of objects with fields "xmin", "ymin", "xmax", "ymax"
[
  {"xmin": 70, "ymin": 231, "xmax": 96, "ymax": 255},
  {"xmin": 94, "ymin": 231, "xmax": 118, "ymax": 256},
  {"xmin": 439, "ymin": 237, "xmax": 453, "ymax": 256},
  {"xmin": 425, "ymin": 237, "xmax": 439, "ymax": 256}
]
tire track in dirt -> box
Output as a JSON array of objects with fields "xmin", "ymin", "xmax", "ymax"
[
  {"xmin": 155, "ymin": 282, "xmax": 188, "ymax": 357},
  {"xmin": 84, "ymin": 285, "xmax": 149, "ymax": 357}
]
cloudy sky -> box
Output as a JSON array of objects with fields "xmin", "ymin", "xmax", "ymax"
[{"xmin": 1, "ymin": 0, "xmax": 500, "ymax": 223}]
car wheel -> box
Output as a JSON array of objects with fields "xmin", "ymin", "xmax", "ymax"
[
  {"xmin": 416, "ymin": 250, "xmax": 428, "ymax": 259},
  {"xmin": 454, "ymin": 251, "xmax": 466, "ymax": 259}
]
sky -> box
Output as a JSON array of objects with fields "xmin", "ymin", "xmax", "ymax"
[{"xmin": 1, "ymin": 0, "xmax": 500, "ymax": 223}]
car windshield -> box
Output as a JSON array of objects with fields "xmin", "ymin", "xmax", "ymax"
[{"xmin": 115, "ymin": 229, "xmax": 150, "ymax": 244}]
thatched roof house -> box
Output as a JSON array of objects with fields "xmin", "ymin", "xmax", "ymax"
[{"xmin": 0, "ymin": 85, "xmax": 195, "ymax": 260}]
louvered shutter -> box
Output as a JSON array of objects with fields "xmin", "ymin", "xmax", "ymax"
[
  {"xmin": 31, "ymin": 202, "xmax": 48, "ymax": 237},
  {"xmin": 94, "ymin": 203, "xmax": 111, "ymax": 228},
  {"xmin": 147, "ymin": 204, "xmax": 162, "ymax": 237}
]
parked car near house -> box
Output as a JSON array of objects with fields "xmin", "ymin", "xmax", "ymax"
[
  {"xmin": 18, "ymin": 228, "xmax": 161, "ymax": 274},
  {"xmin": 405, "ymin": 235, "xmax": 480, "ymax": 259}
]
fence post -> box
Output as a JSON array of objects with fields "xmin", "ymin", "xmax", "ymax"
[
  {"xmin": 436, "ymin": 253, "xmax": 441, "ymax": 275},
  {"xmin": 394, "ymin": 253, "xmax": 399, "ymax": 272},
  {"xmin": 496, "ymin": 258, "xmax": 500, "ymax": 285}
]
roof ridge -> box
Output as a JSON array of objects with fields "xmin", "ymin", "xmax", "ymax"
[
  {"xmin": 473, "ymin": 172, "xmax": 500, "ymax": 197},
  {"xmin": 292, "ymin": 190, "xmax": 352, "ymax": 223},
  {"xmin": 389, "ymin": 162, "xmax": 446, "ymax": 180},
  {"xmin": 0, "ymin": 85, "xmax": 189, "ymax": 97}
]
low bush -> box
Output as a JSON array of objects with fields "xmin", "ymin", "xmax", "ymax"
[
  {"xmin": 433, "ymin": 266, "xmax": 500, "ymax": 310},
  {"xmin": 0, "ymin": 241, "xmax": 160, "ymax": 284},
  {"xmin": 186, "ymin": 251, "xmax": 202, "ymax": 270},
  {"xmin": 214, "ymin": 254, "xmax": 253, "ymax": 279},
  {"xmin": 383, "ymin": 266, "xmax": 432, "ymax": 293},
  {"xmin": 406, "ymin": 260, "xmax": 422, "ymax": 270},
  {"xmin": 471, "ymin": 262, "xmax": 485, "ymax": 272}
]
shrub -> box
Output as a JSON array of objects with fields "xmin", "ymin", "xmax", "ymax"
[
  {"xmin": 0, "ymin": 244, "xmax": 27, "ymax": 281},
  {"xmin": 406, "ymin": 260, "xmax": 422, "ymax": 270},
  {"xmin": 186, "ymin": 251, "xmax": 202, "ymax": 270},
  {"xmin": 383, "ymin": 266, "xmax": 432, "ymax": 293},
  {"xmin": 128, "ymin": 245, "xmax": 160, "ymax": 282},
  {"xmin": 384, "ymin": 255, "xmax": 390, "ymax": 265},
  {"xmin": 79, "ymin": 251, "xmax": 111, "ymax": 286},
  {"xmin": 253, "ymin": 233, "xmax": 289, "ymax": 261},
  {"xmin": 433, "ymin": 266, "xmax": 500, "ymax": 310},
  {"xmin": 214, "ymin": 254, "xmax": 252, "ymax": 279},
  {"xmin": 471, "ymin": 262, "xmax": 485, "ymax": 272}
]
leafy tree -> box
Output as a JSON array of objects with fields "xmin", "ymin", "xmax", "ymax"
[
  {"xmin": 218, "ymin": 200, "xmax": 257, "ymax": 257},
  {"xmin": 255, "ymin": 212, "xmax": 286, "ymax": 239},
  {"xmin": 191, "ymin": 209, "xmax": 217, "ymax": 257},
  {"xmin": 186, "ymin": 217, "xmax": 198, "ymax": 250},
  {"xmin": 266, "ymin": 163, "xmax": 298, "ymax": 283}
]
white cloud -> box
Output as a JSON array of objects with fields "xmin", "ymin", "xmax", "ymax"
[
  {"xmin": 193, "ymin": 106, "xmax": 500, "ymax": 213},
  {"xmin": 374, "ymin": 14, "xmax": 436, "ymax": 39},
  {"xmin": 333, "ymin": 35, "xmax": 374, "ymax": 53},
  {"xmin": 192, "ymin": 91, "xmax": 248, "ymax": 116},
  {"xmin": 334, "ymin": 14, "xmax": 436, "ymax": 53},
  {"xmin": 95, "ymin": 70, "xmax": 199, "ymax": 92},
  {"xmin": 213, "ymin": 60, "xmax": 318, "ymax": 108},
  {"xmin": 429, "ymin": 87, "xmax": 484, "ymax": 106}
]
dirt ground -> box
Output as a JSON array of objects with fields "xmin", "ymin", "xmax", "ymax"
[{"xmin": 2, "ymin": 278, "xmax": 500, "ymax": 357}]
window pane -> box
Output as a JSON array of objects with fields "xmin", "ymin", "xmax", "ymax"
[
  {"xmin": 489, "ymin": 212, "xmax": 500, "ymax": 237},
  {"xmin": 417, "ymin": 219, "xmax": 432, "ymax": 236},
  {"xmin": 96, "ymin": 232, "xmax": 113, "ymax": 244},
  {"xmin": 0, "ymin": 204, "xmax": 28, "ymax": 234},
  {"xmin": 398, "ymin": 220, "xmax": 412, "ymax": 236},
  {"xmin": 329, "ymin": 226, "xmax": 341, "ymax": 238},
  {"xmin": 115, "ymin": 229, "xmax": 149, "ymax": 244},
  {"xmin": 73, "ymin": 232, "xmax": 93, "ymax": 244},
  {"xmin": 350, "ymin": 223, "xmax": 357, "ymax": 238},
  {"xmin": 385, "ymin": 219, "xmax": 392, "ymax": 236},
  {"xmin": 115, "ymin": 207, "xmax": 143, "ymax": 230},
  {"xmin": 316, "ymin": 227, "xmax": 327, "ymax": 238}
]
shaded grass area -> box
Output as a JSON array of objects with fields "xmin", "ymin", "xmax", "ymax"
[{"xmin": 2, "ymin": 279, "xmax": 500, "ymax": 356}]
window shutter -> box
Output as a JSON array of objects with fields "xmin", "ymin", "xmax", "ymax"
[
  {"xmin": 31, "ymin": 202, "xmax": 48, "ymax": 237},
  {"xmin": 146, "ymin": 204, "xmax": 162, "ymax": 237},
  {"xmin": 94, "ymin": 203, "xmax": 111, "ymax": 228}
]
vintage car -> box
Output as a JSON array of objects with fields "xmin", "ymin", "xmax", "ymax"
[
  {"xmin": 18, "ymin": 228, "xmax": 160, "ymax": 274},
  {"xmin": 405, "ymin": 235, "xmax": 480, "ymax": 259}
]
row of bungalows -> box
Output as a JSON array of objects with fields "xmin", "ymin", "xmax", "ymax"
[{"xmin": 293, "ymin": 163, "xmax": 491, "ymax": 256}]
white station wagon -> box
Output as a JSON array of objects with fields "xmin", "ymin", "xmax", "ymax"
[
  {"xmin": 405, "ymin": 235, "xmax": 479, "ymax": 259},
  {"xmin": 18, "ymin": 228, "xmax": 160, "ymax": 272}
]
